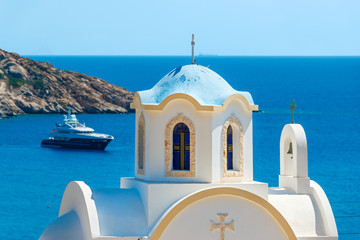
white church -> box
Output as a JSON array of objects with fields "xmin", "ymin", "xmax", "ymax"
[{"xmin": 40, "ymin": 36, "xmax": 338, "ymax": 240}]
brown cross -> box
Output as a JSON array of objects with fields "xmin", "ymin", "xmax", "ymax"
[
  {"xmin": 210, "ymin": 214, "xmax": 234, "ymax": 240},
  {"xmin": 290, "ymin": 99, "xmax": 297, "ymax": 124}
]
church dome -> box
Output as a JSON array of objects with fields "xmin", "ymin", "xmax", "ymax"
[{"xmin": 138, "ymin": 64, "xmax": 254, "ymax": 106}]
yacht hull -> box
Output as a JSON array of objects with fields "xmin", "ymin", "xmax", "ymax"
[{"xmin": 41, "ymin": 138, "xmax": 112, "ymax": 150}]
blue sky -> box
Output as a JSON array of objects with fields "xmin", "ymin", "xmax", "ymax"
[{"xmin": 0, "ymin": 0, "xmax": 359, "ymax": 56}]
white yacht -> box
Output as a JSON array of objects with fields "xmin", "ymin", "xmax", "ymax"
[{"xmin": 41, "ymin": 107, "xmax": 114, "ymax": 150}]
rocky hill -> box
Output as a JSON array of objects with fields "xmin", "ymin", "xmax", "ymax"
[{"xmin": 0, "ymin": 49, "xmax": 134, "ymax": 117}]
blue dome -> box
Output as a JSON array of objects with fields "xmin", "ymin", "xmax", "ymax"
[{"xmin": 138, "ymin": 64, "xmax": 254, "ymax": 106}]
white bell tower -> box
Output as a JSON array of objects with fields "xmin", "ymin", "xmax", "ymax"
[{"xmin": 279, "ymin": 101, "xmax": 310, "ymax": 193}]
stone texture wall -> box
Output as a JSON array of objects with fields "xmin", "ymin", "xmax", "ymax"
[{"xmin": 165, "ymin": 114, "xmax": 196, "ymax": 177}]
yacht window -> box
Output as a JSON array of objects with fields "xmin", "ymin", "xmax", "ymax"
[{"xmin": 58, "ymin": 130, "xmax": 70, "ymax": 134}]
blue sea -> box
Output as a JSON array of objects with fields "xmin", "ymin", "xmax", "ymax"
[{"xmin": 1, "ymin": 56, "xmax": 359, "ymax": 239}]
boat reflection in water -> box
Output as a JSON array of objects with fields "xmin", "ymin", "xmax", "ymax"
[{"xmin": 41, "ymin": 107, "xmax": 114, "ymax": 150}]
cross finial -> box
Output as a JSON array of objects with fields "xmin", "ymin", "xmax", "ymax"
[
  {"xmin": 290, "ymin": 99, "xmax": 296, "ymax": 124},
  {"xmin": 210, "ymin": 214, "xmax": 234, "ymax": 240},
  {"xmin": 191, "ymin": 34, "xmax": 195, "ymax": 64}
]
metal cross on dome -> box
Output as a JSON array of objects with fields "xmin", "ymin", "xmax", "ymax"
[
  {"xmin": 210, "ymin": 214, "xmax": 234, "ymax": 240},
  {"xmin": 191, "ymin": 34, "xmax": 195, "ymax": 64}
]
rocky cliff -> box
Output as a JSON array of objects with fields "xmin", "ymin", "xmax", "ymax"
[{"xmin": 0, "ymin": 49, "xmax": 134, "ymax": 117}]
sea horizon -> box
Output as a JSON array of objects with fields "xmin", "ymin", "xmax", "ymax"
[
  {"xmin": 23, "ymin": 54, "xmax": 360, "ymax": 57},
  {"xmin": 1, "ymin": 56, "xmax": 359, "ymax": 239}
]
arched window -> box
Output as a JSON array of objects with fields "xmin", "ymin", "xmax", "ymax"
[
  {"xmin": 138, "ymin": 123, "xmax": 144, "ymax": 169},
  {"xmin": 173, "ymin": 123, "xmax": 190, "ymax": 170},
  {"xmin": 137, "ymin": 113, "xmax": 145, "ymax": 175},
  {"xmin": 222, "ymin": 115, "xmax": 244, "ymax": 178},
  {"xmin": 227, "ymin": 125, "xmax": 233, "ymax": 170},
  {"xmin": 165, "ymin": 114, "xmax": 195, "ymax": 177}
]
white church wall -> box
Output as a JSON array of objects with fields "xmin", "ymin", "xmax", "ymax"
[
  {"xmin": 135, "ymin": 110, "xmax": 150, "ymax": 180},
  {"xmin": 138, "ymin": 99, "xmax": 213, "ymax": 183},
  {"xmin": 268, "ymin": 190, "xmax": 317, "ymax": 237},
  {"xmin": 211, "ymin": 122, "xmax": 222, "ymax": 182},
  {"xmin": 309, "ymin": 181, "xmax": 338, "ymax": 237},
  {"xmin": 212, "ymin": 99, "xmax": 253, "ymax": 182},
  {"xmin": 58, "ymin": 181, "xmax": 100, "ymax": 240},
  {"xmin": 269, "ymin": 182, "xmax": 338, "ymax": 239},
  {"xmin": 39, "ymin": 211, "xmax": 85, "ymax": 240},
  {"xmin": 121, "ymin": 178, "xmax": 268, "ymax": 228},
  {"xmin": 134, "ymin": 97, "xmax": 255, "ymax": 184},
  {"xmin": 134, "ymin": 110, "xmax": 140, "ymax": 178},
  {"xmin": 158, "ymin": 194, "xmax": 289, "ymax": 240},
  {"xmin": 91, "ymin": 188, "xmax": 149, "ymax": 237}
]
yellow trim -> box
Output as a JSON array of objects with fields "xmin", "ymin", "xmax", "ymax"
[
  {"xmin": 137, "ymin": 112, "xmax": 145, "ymax": 175},
  {"xmin": 130, "ymin": 92, "xmax": 142, "ymax": 109},
  {"xmin": 165, "ymin": 114, "xmax": 196, "ymax": 177},
  {"xmin": 222, "ymin": 116, "xmax": 244, "ymax": 178},
  {"xmin": 131, "ymin": 92, "xmax": 259, "ymax": 112},
  {"xmin": 150, "ymin": 187, "xmax": 296, "ymax": 240},
  {"xmin": 216, "ymin": 93, "xmax": 259, "ymax": 111}
]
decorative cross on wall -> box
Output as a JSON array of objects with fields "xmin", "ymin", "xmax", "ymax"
[{"xmin": 210, "ymin": 214, "xmax": 234, "ymax": 240}]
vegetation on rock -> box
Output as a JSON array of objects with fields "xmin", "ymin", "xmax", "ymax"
[
  {"xmin": 8, "ymin": 75, "xmax": 25, "ymax": 88},
  {"xmin": 0, "ymin": 48, "xmax": 134, "ymax": 117}
]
